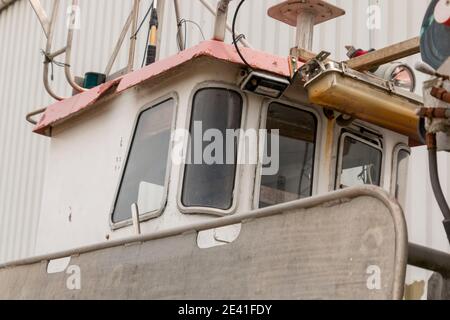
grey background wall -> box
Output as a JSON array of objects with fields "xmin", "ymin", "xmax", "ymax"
[{"xmin": 0, "ymin": 0, "xmax": 444, "ymax": 272}]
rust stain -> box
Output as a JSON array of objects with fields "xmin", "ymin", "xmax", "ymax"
[
  {"xmin": 32, "ymin": 40, "xmax": 296, "ymax": 137},
  {"xmin": 33, "ymin": 79, "xmax": 121, "ymax": 136}
]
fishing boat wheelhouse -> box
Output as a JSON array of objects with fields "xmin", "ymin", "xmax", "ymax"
[{"xmin": 4, "ymin": 0, "xmax": 450, "ymax": 300}]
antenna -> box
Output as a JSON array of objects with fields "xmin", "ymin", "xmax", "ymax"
[{"xmin": 268, "ymin": 0, "xmax": 345, "ymax": 51}]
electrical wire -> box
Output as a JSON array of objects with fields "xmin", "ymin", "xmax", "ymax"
[
  {"xmin": 176, "ymin": 19, "xmax": 187, "ymax": 51},
  {"xmin": 41, "ymin": 50, "xmax": 70, "ymax": 81},
  {"xmin": 176, "ymin": 19, "xmax": 206, "ymax": 51},
  {"xmin": 232, "ymin": 0, "xmax": 252, "ymax": 69},
  {"xmin": 131, "ymin": 0, "xmax": 155, "ymax": 40},
  {"xmin": 232, "ymin": 34, "xmax": 246, "ymax": 45}
]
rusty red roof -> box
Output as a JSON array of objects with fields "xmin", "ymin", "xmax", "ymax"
[{"xmin": 34, "ymin": 40, "xmax": 291, "ymax": 136}]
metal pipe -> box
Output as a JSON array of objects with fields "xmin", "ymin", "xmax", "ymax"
[
  {"xmin": 0, "ymin": 0, "xmax": 16, "ymax": 13},
  {"xmin": 105, "ymin": 10, "xmax": 134, "ymax": 76},
  {"xmin": 213, "ymin": 0, "xmax": 231, "ymax": 42},
  {"xmin": 427, "ymin": 133, "xmax": 450, "ymax": 243},
  {"xmin": 65, "ymin": 0, "xmax": 87, "ymax": 93},
  {"xmin": 428, "ymin": 133, "xmax": 450, "ymax": 221},
  {"xmin": 409, "ymin": 243, "xmax": 450, "ymax": 277},
  {"xmin": 28, "ymin": 0, "xmax": 51, "ymax": 38},
  {"xmin": 295, "ymin": 10, "xmax": 315, "ymax": 51},
  {"xmin": 131, "ymin": 204, "xmax": 142, "ymax": 235},
  {"xmin": 155, "ymin": 0, "xmax": 165, "ymax": 61},
  {"xmin": 43, "ymin": 0, "xmax": 66, "ymax": 101},
  {"xmin": 25, "ymin": 107, "xmax": 47, "ymax": 125},
  {"xmin": 174, "ymin": 0, "xmax": 185, "ymax": 50},
  {"xmin": 198, "ymin": 0, "xmax": 251, "ymax": 48},
  {"xmin": 127, "ymin": 0, "xmax": 141, "ymax": 72}
]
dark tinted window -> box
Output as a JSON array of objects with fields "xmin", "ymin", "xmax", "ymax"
[
  {"xmin": 338, "ymin": 135, "xmax": 382, "ymax": 188},
  {"xmin": 259, "ymin": 103, "xmax": 317, "ymax": 208},
  {"xmin": 182, "ymin": 88, "xmax": 243, "ymax": 210},
  {"xmin": 112, "ymin": 99, "xmax": 175, "ymax": 223}
]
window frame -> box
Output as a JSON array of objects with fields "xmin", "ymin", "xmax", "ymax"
[
  {"xmin": 390, "ymin": 143, "xmax": 411, "ymax": 198},
  {"xmin": 177, "ymin": 82, "xmax": 247, "ymax": 217},
  {"xmin": 253, "ymin": 99, "xmax": 321, "ymax": 210},
  {"xmin": 110, "ymin": 93, "xmax": 178, "ymax": 230},
  {"xmin": 335, "ymin": 131, "xmax": 384, "ymax": 190}
]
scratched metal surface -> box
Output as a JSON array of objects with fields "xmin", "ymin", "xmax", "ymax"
[{"xmin": 0, "ymin": 193, "xmax": 406, "ymax": 300}]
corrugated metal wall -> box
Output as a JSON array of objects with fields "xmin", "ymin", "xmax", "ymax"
[{"xmin": 0, "ymin": 0, "xmax": 446, "ymax": 270}]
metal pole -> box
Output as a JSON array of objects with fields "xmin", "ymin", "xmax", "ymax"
[
  {"xmin": 174, "ymin": 0, "xmax": 185, "ymax": 50},
  {"xmin": 42, "ymin": 0, "xmax": 66, "ymax": 101},
  {"xmin": 409, "ymin": 243, "xmax": 450, "ymax": 277},
  {"xmin": 65, "ymin": 0, "xmax": 87, "ymax": 93},
  {"xmin": 213, "ymin": 0, "xmax": 231, "ymax": 42},
  {"xmin": 198, "ymin": 0, "xmax": 251, "ymax": 48},
  {"xmin": 155, "ymin": 0, "xmax": 166, "ymax": 61},
  {"xmin": 131, "ymin": 204, "xmax": 142, "ymax": 235},
  {"xmin": 28, "ymin": 0, "xmax": 51, "ymax": 38},
  {"xmin": 0, "ymin": 0, "xmax": 16, "ymax": 13},
  {"xmin": 105, "ymin": 10, "xmax": 134, "ymax": 76},
  {"xmin": 295, "ymin": 10, "xmax": 315, "ymax": 51},
  {"xmin": 128, "ymin": 0, "xmax": 141, "ymax": 72}
]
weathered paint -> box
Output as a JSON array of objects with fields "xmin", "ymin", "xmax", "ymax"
[
  {"xmin": 0, "ymin": 186, "xmax": 408, "ymax": 300},
  {"xmin": 34, "ymin": 40, "xmax": 291, "ymax": 136},
  {"xmin": 31, "ymin": 57, "xmax": 409, "ymax": 262},
  {"xmin": 34, "ymin": 79, "xmax": 121, "ymax": 136},
  {"xmin": 117, "ymin": 40, "xmax": 292, "ymax": 92}
]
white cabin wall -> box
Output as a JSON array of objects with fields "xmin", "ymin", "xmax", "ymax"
[
  {"xmin": 0, "ymin": 0, "xmax": 447, "ymax": 280},
  {"xmin": 34, "ymin": 61, "xmax": 261, "ymax": 254}
]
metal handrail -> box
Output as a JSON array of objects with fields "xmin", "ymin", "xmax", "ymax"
[
  {"xmin": 29, "ymin": 0, "xmax": 141, "ymax": 99},
  {"xmin": 198, "ymin": 0, "xmax": 251, "ymax": 48},
  {"xmin": 408, "ymin": 243, "xmax": 450, "ymax": 277},
  {"xmin": 25, "ymin": 107, "xmax": 47, "ymax": 126},
  {"xmin": 42, "ymin": 0, "xmax": 66, "ymax": 101}
]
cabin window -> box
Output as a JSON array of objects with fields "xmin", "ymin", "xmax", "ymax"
[
  {"xmin": 258, "ymin": 103, "xmax": 317, "ymax": 208},
  {"xmin": 181, "ymin": 88, "xmax": 243, "ymax": 211},
  {"xmin": 337, "ymin": 133, "xmax": 382, "ymax": 189},
  {"xmin": 112, "ymin": 99, "xmax": 175, "ymax": 224},
  {"xmin": 392, "ymin": 146, "xmax": 410, "ymax": 206}
]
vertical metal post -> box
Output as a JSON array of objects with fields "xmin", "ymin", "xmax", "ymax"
[
  {"xmin": 42, "ymin": 0, "xmax": 67, "ymax": 100},
  {"xmin": 131, "ymin": 204, "xmax": 142, "ymax": 235},
  {"xmin": 198, "ymin": 0, "xmax": 251, "ymax": 48},
  {"xmin": 65, "ymin": 0, "xmax": 87, "ymax": 93},
  {"xmin": 174, "ymin": 0, "xmax": 185, "ymax": 50},
  {"xmin": 295, "ymin": 10, "xmax": 315, "ymax": 51},
  {"xmin": 128, "ymin": 0, "xmax": 141, "ymax": 72},
  {"xmin": 213, "ymin": 0, "xmax": 231, "ymax": 42},
  {"xmin": 29, "ymin": 0, "xmax": 51, "ymax": 38},
  {"xmin": 155, "ymin": 0, "xmax": 166, "ymax": 60},
  {"xmin": 105, "ymin": 10, "xmax": 134, "ymax": 76}
]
